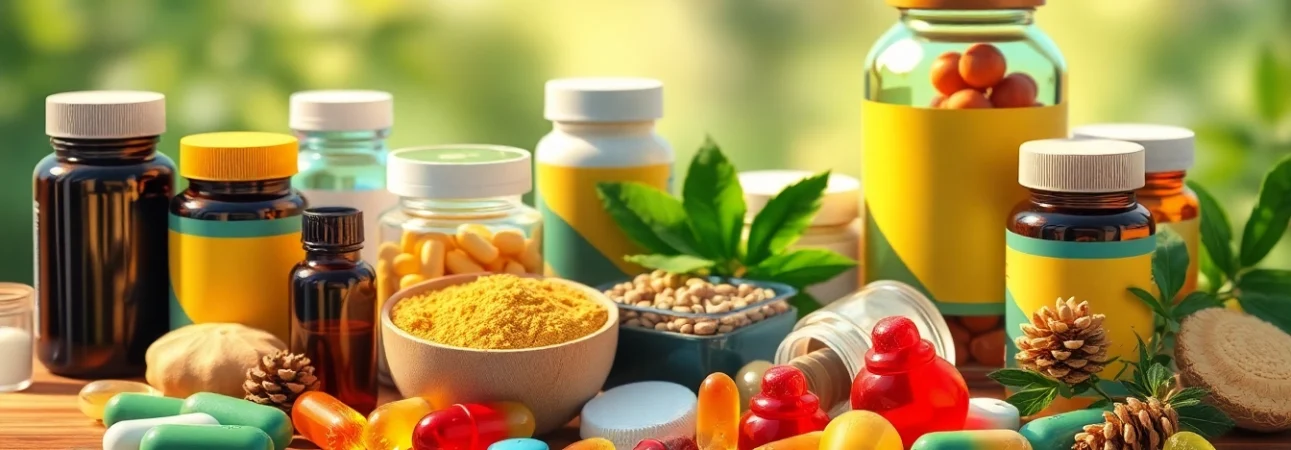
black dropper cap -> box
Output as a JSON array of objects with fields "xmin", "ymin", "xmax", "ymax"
[{"xmin": 302, "ymin": 206, "xmax": 364, "ymax": 251}]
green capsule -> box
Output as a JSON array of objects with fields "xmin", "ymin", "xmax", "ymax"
[
  {"xmin": 103, "ymin": 393, "xmax": 184, "ymax": 427},
  {"xmin": 1019, "ymin": 408, "xmax": 1106, "ymax": 450},
  {"xmin": 140, "ymin": 424, "xmax": 274, "ymax": 450},
  {"xmin": 180, "ymin": 392, "xmax": 293, "ymax": 450}
]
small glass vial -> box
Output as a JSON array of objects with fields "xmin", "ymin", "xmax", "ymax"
[
  {"xmin": 536, "ymin": 78, "xmax": 673, "ymax": 287},
  {"xmin": 773, "ymin": 280, "xmax": 954, "ymax": 415},
  {"xmin": 375, "ymin": 145, "xmax": 542, "ymax": 383},
  {"xmin": 0, "ymin": 283, "xmax": 35, "ymax": 392},
  {"xmin": 170, "ymin": 132, "xmax": 307, "ymax": 342},
  {"xmin": 740, "ymin": 171, "xmax": 861, "ymax": 306},
  {"xmin": 1073, "ymin": 124, "xmax": 1199, "ymax": 298},
  {"xmin": 290, "ymin": 207, "xmax": 378, "ymax": 415},
  {"xmin": 290, "ymin": 90, "xmax": 398, "ymax": 265},
  {"xmin": 34, "ymin": 91, "xmax": 175, "ymax": 378},
  {"xmin": 1006, "ymin": 138, "xmax": 1155, "ymax": 416}
]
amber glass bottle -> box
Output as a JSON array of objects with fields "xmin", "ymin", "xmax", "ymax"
[
  {"xmin": 1005, "ymin": 138, "xmax": 1155, "ymax": 416},
  {"xmin": 34, "ymin": 91, "xmax": 174, "ymax": 378},
  {"xmin": 1073, "ymin": 124, "xmax": 1199, "ymax": 298},
  {"xmin": 289, "ymin": 207, "xmax": 378, "ymax": 414}
]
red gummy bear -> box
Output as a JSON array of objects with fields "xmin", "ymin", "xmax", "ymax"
[
  {"xmin": 737, "ymin": 365, "xmax": 830, "ymax": 450},
  {"xmin": 633, "ymin": 437, "xmax": 697, "ymax": 450},
  {"xmin": 850, "ymin": 316, "xmax": 969, "ymax": 448}
]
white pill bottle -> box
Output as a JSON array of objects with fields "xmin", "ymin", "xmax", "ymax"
[{"xmin": 535, "ymin": 78, "xmax": 674, "ymax": 287}]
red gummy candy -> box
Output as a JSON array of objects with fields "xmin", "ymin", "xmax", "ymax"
[
  {"xmin": 634, "ymin": 439, "xmax": 667, "ymax": 450},
  {"xmin": 851, "ymin": 316, "xmax": 969, "ymax": 448},
  {"xmin": 634, "ymin": 437, "xmax": 697, "ymax": 450},
  {"xmin": 737, "ymin": 366, "xmax": 829, "ymax": 450}
]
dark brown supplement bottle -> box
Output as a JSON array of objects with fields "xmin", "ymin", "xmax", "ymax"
[
  {"xmin": 169, "ymin": 132, "xmax": 306, "ymax": 343},
  {"xmin": 290, "ymin": 207, "xmax": 377, "ymax": 414},
  {"xmin": 1005, "ymin": 138, "xmax": 1155, "ymax": 416},
  {"xmin": 34, "ymin": 91, "xmax": 174, "ymax": 378}
]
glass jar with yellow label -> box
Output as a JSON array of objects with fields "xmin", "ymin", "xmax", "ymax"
[
  {"xmin": 375, "ymin": 145, "xmax": 542, "ymax": 383},
  {"xmin": 861, "ymin": 0, "xmax": 1068, "ymax": 383}
]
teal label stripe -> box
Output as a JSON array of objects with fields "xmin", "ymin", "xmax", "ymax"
[
  {"xmin": 169, "ymin": 285, "xmax": 194, "ymax": 330},
  {"xmin": 539, "ymin": 199, "xmax": 628, "ymax": 287},
  {"xmin": 168, "ymin": 214, "xmax": 302, "ymax": 238},
  {"xmin": 865, "ymin": 205, "xmax": 1003, "ymax": 316},
  {"xmin": 1005, "ymin": 289, "xmax": 1128, "ymax": 397},
  {"xmin": 1006, "ymin": 231, "xmax": 1156, "ymax": 259}
]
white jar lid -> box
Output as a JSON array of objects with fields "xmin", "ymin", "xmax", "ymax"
[
  {"xmin": 1018, "ymin": 138, "xmax": 1146, "ymax": 193},
  {"xmin": 739, "ymin": 170, "xmax": 861, "ymax": 227},
  {"xmin": 46, "ymin": 91, "xmax": 165, "ymax": 139},
  {"xmin": 1071, "ymin": 123, "xmax": 1195, "ymax": 173},
  {"xmin": 386, "ymin": 145, "xmax": 532, "ymax": 199},
  {"xmin": 579, "ymin": 381, "xmax": 697, "ymax": 449},
  {"xmin": 544, "ymin": 78, "xmax": 663, "ymax": 123},
  {"xmin": 289, "ymin": 90, "xmax": 393, "ymax": 131}
]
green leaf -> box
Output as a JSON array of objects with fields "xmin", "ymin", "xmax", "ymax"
[
  {"xmin": 596, "ymin": 182, "xmax": 697, "ymax": 256},
  {"xmin": 1173, "ymin": 292, "xmax": 1223, "ymax": 321},
  {"xmin": 1198, "ymin": 249, "xmax": 1224, "ymax": 294},
  {"xmin": 1152, "ymin": 354, "xmax": 1173, "ymax": 369},
  {"xmin": 1255, "ymin": 43, "xmax": 1291, "ymax": 123},
  {"xmin": 1177, "ymin": 403, "xmax": 1236, "ymax": 438},
  {"xmin": 623, "ymin": 254, "xmax": 716, "ymax": 274},
  {"xmin": 1169, "ymin": 387, "xmax": 1210, "ymax": 409},
  {"xmin": 1128, "ymin": 287, "xmax": 1168, "ymax": 319},
  {"xmin": 1145, "ymin": 362, "xmax": 1173, "ymax": 398},
  {"xmin": 1005, "ymin": 386, "xmax": 1057, "ymax": 417},
  {"xmin": 987, "ymin": 368, "xmax": 1058, "ymax": 390},
  {"xmin": 1132, "ymin": 333, "xmax": 1152, "ymax": 388},
  {"xmin": 1088, "ymin": 398, "xmax": 1113, "ymax": 410},
  {"xmin": 1238, "ymin": 155, "xmax": 1291, "ymax": 267},
  {"xmin": 789, "ymin": 292, "xmax": 821, "ymax": 317},
  {"xmin": 1237, "ymin": 268, "xmax": 1291, "ymax": 294},
  {"xmin": 1187, "ymin": 181, "xmax": 1237, "ymax": 279},
  {"xmin": 1152, "ymin": 228, "xmax": 1190, "ymax": 302},
  {"xmin": 1236, "ymin": 291, "xmax": 1291, "ymax": 334},
  {"xmin": 681, "ymin": 138, "xmax": 746, "ymax": 261},
  {"xmin": 746, "ymin": 248, "xmax": 856, "ymax": 288},
  {"xmin": 744, "ymin": 171, "xmax": 831, "ymax": 266}
]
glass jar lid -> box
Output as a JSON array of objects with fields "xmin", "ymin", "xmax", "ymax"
[{"xmin": 387, "ymin": 145, "xmax": 533, "ymax": 199}]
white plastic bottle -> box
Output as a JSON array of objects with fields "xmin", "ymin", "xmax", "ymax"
[{"xmin": 536, "ymin": 78, "xmax": 674, "ymax": 287}]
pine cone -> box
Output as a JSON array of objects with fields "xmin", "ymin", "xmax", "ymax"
[
  {"xmin": 1015, "ymin": 297, "xmax": 1110, "ymax": 385},
  {"xmin": 1073, "ymin": 396, "xmax": 1180, "ymax": 450},
  {"xmin": 243, "ymin": 350, "xmax": 320, "ymax": 413}
]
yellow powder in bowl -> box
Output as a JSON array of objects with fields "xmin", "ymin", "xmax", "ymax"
[{"xmin": 392, "ymin": 274, "xmax": 609, "ymax": 350}]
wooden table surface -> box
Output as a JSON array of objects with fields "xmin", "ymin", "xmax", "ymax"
[{"xmin": 1, "ymin": 361, "xmax": 1288, "ymax": 450}]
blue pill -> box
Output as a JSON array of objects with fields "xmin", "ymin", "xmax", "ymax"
[{"xmin": 489, "ymin": 438, "xmax": 550, "ymax": 450}]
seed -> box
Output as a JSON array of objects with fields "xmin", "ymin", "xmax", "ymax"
[
  {"xmin": 748, "ymin": 312, "xmax": 766, "ymax": 322},
  {"xmin": 625, "ymin": 319, "xmax": 642, "ymax": 327},
  {"xmin": 691, "ymin": 305, "xmax": 704, "ymax": 314},
  {"xmin": 737, "ymin": 284, "xmax": 753, "ymax": 296},
  {"xmin": 636, "ymin": 301, "xmax": 651, "ymax": 308},
  {"xmin": 672, "ymin": 306, "xmax": 691, "ymax": 313},
  {"xmin": 625, "ymin": 291, "xmax": 642, "ymax": 303},
  {"xmin": 656, "ymin": 322, "xmax": 669, "ymax": 331},
  {"xmin": 642, "ymin": 313, "xmax": 661, "ymax": 322},
  {"xmin": 694, "ymin": 322, "xmax": 718, "ymax": 335},
  {"xmin": 680, "ymin": 324, "xmax": 694, "ymax": 334},
  {"xmin": 718, "ymin": 325, "xmax": 734, "ymax": 334},
  {"xmin": 715, "ymin": 284, "xmax": 736, "ymax": 295}
]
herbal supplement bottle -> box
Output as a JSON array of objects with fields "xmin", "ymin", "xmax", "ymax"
[
  {"xmin": 290, "ymin": 207, "xmax": 377, "ymax": 415},
  {"xmin": 170, "ymin": 132, "xmax": 306, "ymax": 342},
  {"xmin": 35, "ymin": 91, "xmax": 175, "ymax": 378},
  {"xmin": 376, "ymin": 145, "xmax": 542, "ymax": 383},
  {"xmin": 536, "ymin": 78, "xmax": 673, "ymax": 287},
  {"xmin": 1006, "ymin": 138, "xmax": 1155, "ymax": 415},
  {"xmin": 1072, "ymin": 124, "xmax": 1199, "ymax": 298},
  {"xmin": 862, "ymin": 0, "xmax": 1068, "ymax": 382},
  {"xmin": 290, "ymin": 90, "xmax": 397, "ymax": 265}
]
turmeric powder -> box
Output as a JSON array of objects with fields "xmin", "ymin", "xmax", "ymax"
[{"xmin": 392, "ymin": 274, "xmax": 608, "ymax": 350}]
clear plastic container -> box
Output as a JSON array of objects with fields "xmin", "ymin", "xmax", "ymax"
[{"xmin": 0, "ymin": 283, "xmax": 35, "ymax": 392}]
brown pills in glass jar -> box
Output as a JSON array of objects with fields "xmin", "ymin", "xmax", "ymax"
[{"xmin": 603, "ymin": 270, "xmax": 789, "ymax": 336}]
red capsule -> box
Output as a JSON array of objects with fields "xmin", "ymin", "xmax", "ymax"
[{"xmin": 412, "ymin": 402, "xmax": 535, "ymax": 450}]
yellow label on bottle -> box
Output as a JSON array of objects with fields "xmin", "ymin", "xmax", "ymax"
[
  {"xmin": 169, "ymin": 215, "xmax": 303, "ymax": 342},
  {"xmin": 862, "ymin": 101, "xmax": 1068, "ymax": 315},
  {"xmin": 1005, "ymin": 231, "xmax": 1156, "ymax": 400},
  {"xmin": 536, "ymin": 163, "xmax": 672, "ymax": 287},
  {"xmin": 1160, "ymin": 217, "xmax": 1200, "ymax": 298}
]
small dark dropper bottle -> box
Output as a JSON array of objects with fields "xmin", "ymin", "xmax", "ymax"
[{"xmin": 289, "ymin": 207, "xmax": 378, "ymax": 414}]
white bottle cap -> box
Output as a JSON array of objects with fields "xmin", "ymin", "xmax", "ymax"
[
  {"xmin": 46, "ymin": 91, "xmax": 165, "ymax": 139},
  {"xmin": 579, "ymin": 381, "xmax": 697, "ymax": 449},
  {"xmin": 740, "ymin": 170, "xmax": 861, "ymax": 227},
  {"xmin": 386, "ymin": 145, "xmax": 532, "ymax": 199},
  {"xmin": 1019, "ymin": 138, "xmax": 1146, "ymax": 193},
  {"xmin": 544, "ymin": 78, "xmax": 663, "ymax": 123},
  {"xmin": 289, "ymin": 90, "xmax": 393, "ymax": 131},
  {"xmin": 1071, "ymin": 123, "xmax": 1195, "ymax": 173}
]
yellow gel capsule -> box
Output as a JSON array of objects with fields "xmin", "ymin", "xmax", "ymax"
[
  {"xmin": 419, "ymin": 240, "xmax": 446, "ymax": 279},
  {"xmin": 503, "ymin": 260, "xmax": 526, "ymax": 275},
  {"xmin": 423, "ymin": 232, "xmax": 456, "ymax": 251},
  {"xmin": 518, "ymin": 239, "xmax": 542, "ymax": 273},
  {"xmin": 376, "ymin": 261, "xmax": 394, "ymax": 304},
  {"xmin": 393, "ymin": 253, "xmax": 420, "ymax": 275},
  {"xmin": 459, "ymin": 224, "xmax": 494, "ymax": 240},
  {"xmin": 400, "ymin": 230, "xmax": 424, "ymax": 254},
  {"xmin": 378, "ymin": 242, "xmax": 402, "ymax": 263},
  {"xmin": 400, "ymin": 274, "xmax": 427, "ymax": 290},
  {"xmin": 445, "ymin": 249, "xmax": 485, "ymax": 274},
  {"xmin": 492, "ymin": 230, "xmax": 527, "ymax": 256},
  {"xmin": 364, "ymin": 397, "xmax": 437, "ymax": 450},
  {"xmin": 78, "ymin": 380, "xmax": 160, "ymax": 421},
  {"xmin": 564, "ymin": 438, "xmax": 616, "ymax": 450},
  {"xmin": 457, "ymin": 229, "xmax": 500, "ymax": 264},
  {"xmin": 484, "ymin": 257, "xmax": 508, "ymax": 273},
  {"xmin": 753, "ymin": 431, "xmax": 822, "ymax": 450},
  {"xmin": 820, "ymin": 410, "xmax": 903, "ymax": 450}
]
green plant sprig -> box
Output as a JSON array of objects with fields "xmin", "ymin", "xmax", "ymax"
[
  {"xmin": 596, "ymin": 137, "xmax": 857, "ymax": 314},
  {"xmin": 1127, "ymin": 229, "xmax": 1225, "ymax": 364},
  {"xmin": 1188, "ymin": 154, "xmax": 1291, "ymax": 334}
]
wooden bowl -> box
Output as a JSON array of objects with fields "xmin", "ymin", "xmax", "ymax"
[{"xmin": 380, "ymin": 273, "xmax": 619, "ymax": 435}]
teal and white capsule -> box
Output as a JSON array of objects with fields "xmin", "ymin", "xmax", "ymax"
[
  {"xmin": 489, "ymin": 438, "xmax": 550, "ymax": 450},
  {"xmin": 1018, "ymin": 408, "xmax": 1106, "ymax": 449},
  {"xmin": 140, "ymin": 424, "xmax": 274, "ymax": 450},
  {"xmin": 103, "ymin": 413, "xmax": 218, "ymax": 450},
  {"xmin": 910, "ymin": 429, "xmax": 1033, "ymax": 450}
]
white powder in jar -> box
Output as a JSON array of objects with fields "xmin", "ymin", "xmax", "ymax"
[{"xmin": 0, "ymin": 326, "xmax": 33, "ymax": 391}]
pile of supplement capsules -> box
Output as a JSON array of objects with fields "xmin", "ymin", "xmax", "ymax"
[{"xmin": 603, "ymin": 270, "xmax": 790, "ymax": 336}]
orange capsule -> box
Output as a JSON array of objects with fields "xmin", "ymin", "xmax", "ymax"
[
  {"xmin": 989, "ymin": 73, "xmax": 1037, "ymax": 108},
  {"xmin": 930, "ymin": 95, "xmax": 946, "ymax": 108},
  {"xmin": 930, "ymin": 52, "xmax": 971, "ymax": 96},
  {"xmin": 943, "ymin": 89, "xmax": 992, "ymax": 109},
  {"xmin": 959, "ymin": 43, "xmax": 1006, "ymax": 89}
]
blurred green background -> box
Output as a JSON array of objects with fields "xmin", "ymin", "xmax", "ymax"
[{"xmin": 1, "ymin": 0, "xmax": 1289, "ymax": 283}]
